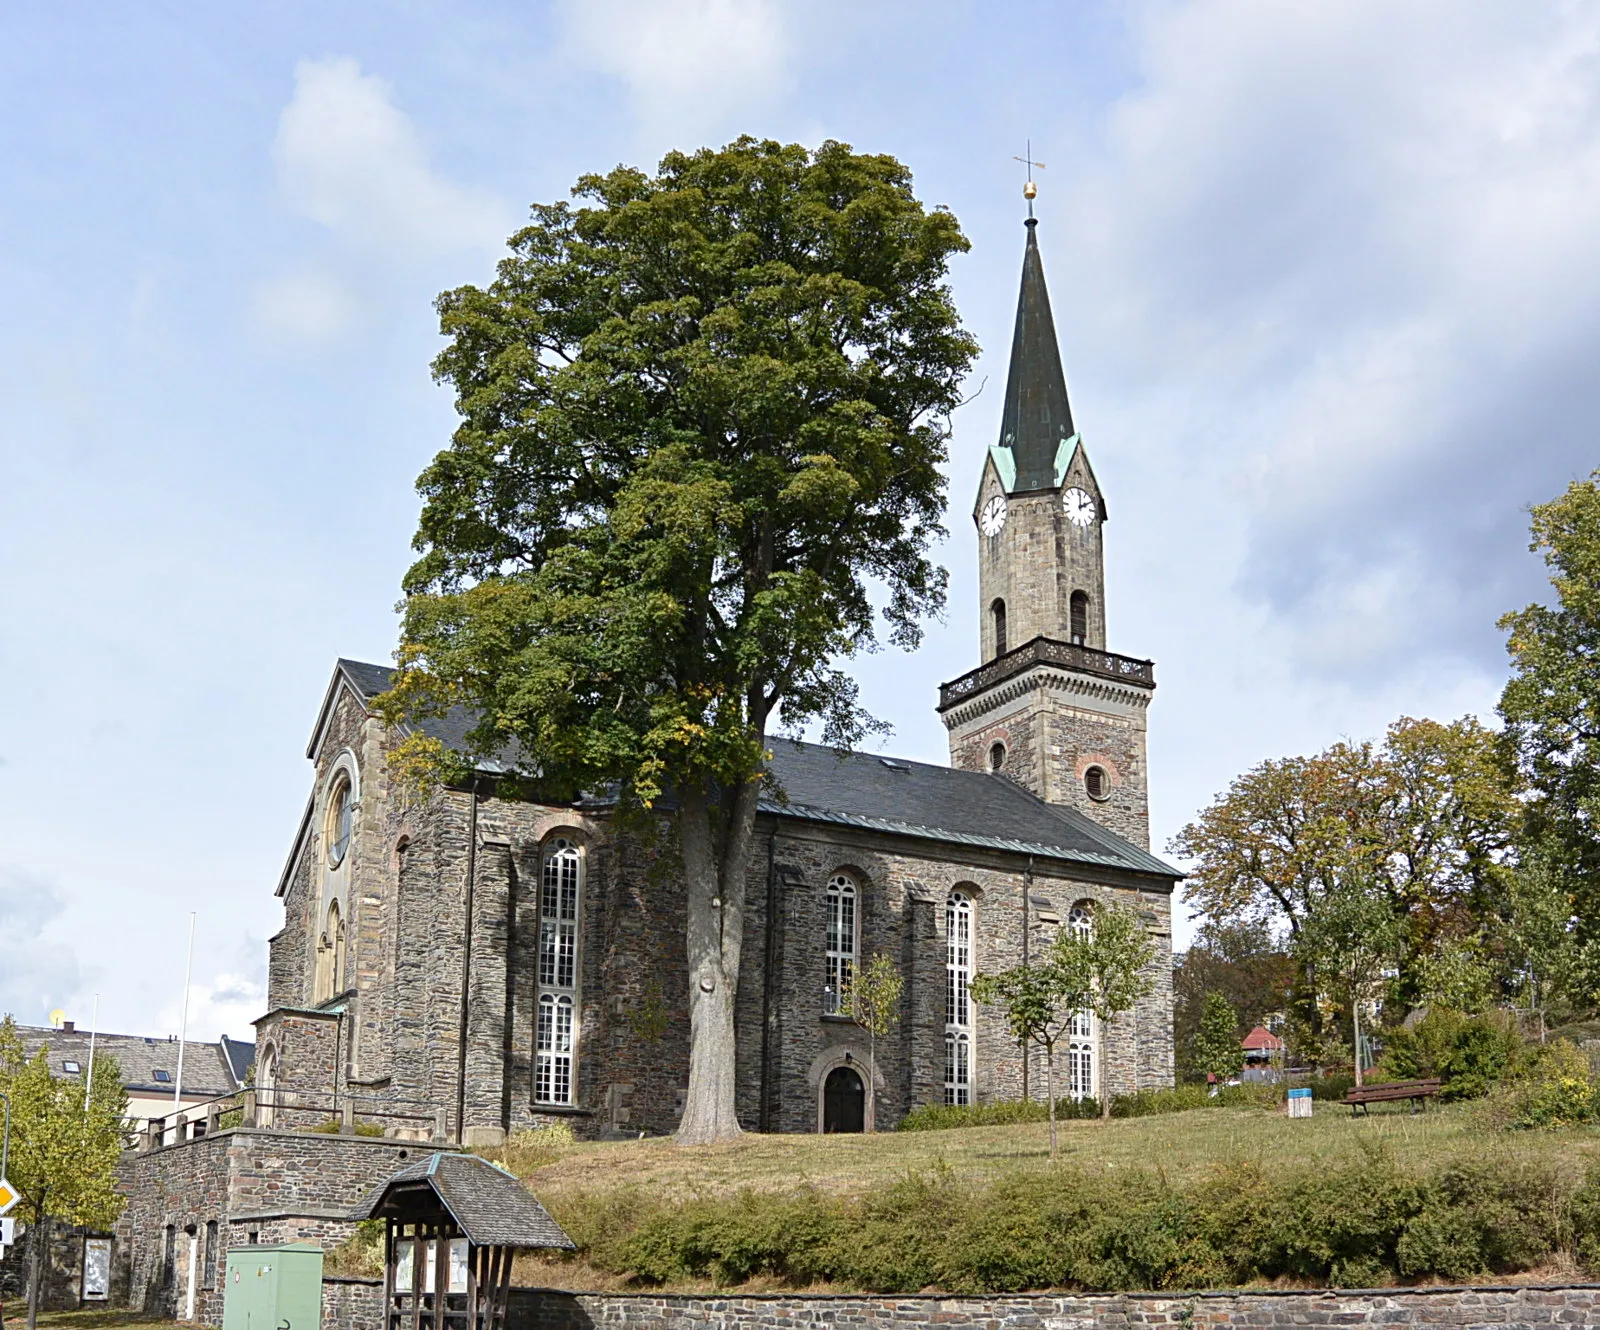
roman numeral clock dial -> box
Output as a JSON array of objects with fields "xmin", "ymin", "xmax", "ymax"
[
  {"xmin": 1063, "ymin": 487, "xmax": 1096, "ymax": 528},
  {"xmin": 979, "ymin": 494, "xmax": 1008, "ymax": 537}
]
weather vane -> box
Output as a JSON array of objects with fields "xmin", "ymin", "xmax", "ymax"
[{"xmin": 1012, "ymin": 140, "xmax": 1045, "ymax": 217}]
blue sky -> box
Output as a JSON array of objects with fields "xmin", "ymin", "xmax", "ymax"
[{"xmin": 3, "ymin": 1, "xmax": 1597, "ymax": 1039}]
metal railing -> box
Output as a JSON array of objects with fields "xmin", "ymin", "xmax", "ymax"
[
  {"xmin": 139, "ymin": 1088, "xmax": 447, "ymax": 1151},
  {"xmin": 938, "ymin": 636, "xmax": 1155, "ymax": 711}
]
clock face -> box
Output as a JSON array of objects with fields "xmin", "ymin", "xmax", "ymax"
[
  {"xmin": 1063, "ymin": 487, "xmax": 1096, "ymax": 528},
  {"xmin": 978, "ymin": 494, "xmax": 1008, "ymax": 537}
]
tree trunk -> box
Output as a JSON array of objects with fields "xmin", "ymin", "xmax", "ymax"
[
  {"xmin": 675, "ymin": 777, "xmax": 760, "ymax": 1146},
  {"xmin": 1044, "ymin": 1042, "xmax": 1057, "ymax": 1159},
  {"xmin": 1352, "ymin": 983, "xmax": 1364, "ymax": 1089},
  {"xmin": 25, "ymin": 1206, "xmax": 46, "ymax": 1330},
  {"xmin": 1100, "ymin": 1034, "xmax": 1112, "ymax": 1121},
  {"xmin": 866, "ymin": 1030, "xmax": 877, "ymax": 1133}
]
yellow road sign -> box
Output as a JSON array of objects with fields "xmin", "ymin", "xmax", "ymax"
[{"xmin": 0, "ymin": 1177, "xmax": 21, "ymax": 1216}]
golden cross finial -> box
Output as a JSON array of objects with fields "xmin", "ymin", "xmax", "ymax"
[{"xmin": 1012, "ymin": 140, "xmax": 1045, "ymax": 216}]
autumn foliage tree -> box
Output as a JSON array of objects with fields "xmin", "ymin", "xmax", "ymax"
[
  {"xmin": 0, "ymin": 1018, "xmax": 127, "ymax": 1330},
  {"xmin": 381, "ymin": 138, "xmax": 976, "ymax": 1144},
  {"xmin": 1170, "ymin": 716, "xmax": 1518, "ymax": 1043}
]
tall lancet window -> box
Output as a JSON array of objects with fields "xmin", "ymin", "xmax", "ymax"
[
  {"xmin": 824, "ymin": 874, "xmax": 858, "ymax": 1015},
  {"xmin": 945, "ymin": 891, "xmax": 974, "ymax": 1105},
  {"xmin": 535, "ymin": 837, "xmax": 582, "ymax": 1105},
  {"xmin": 992, "ymin": 600, "xmax": 1008, "ymax": 658},
  {"xmin": 1066, "ymin": 902, "xmax": 1096, "ymax": 1101},
  {"xmin": 1070, "ymin": 591, "xmax": 1088, "ymax": 645}
]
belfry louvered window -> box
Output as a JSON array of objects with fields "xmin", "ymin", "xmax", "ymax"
[
  {"xmin": 824, "ymin": 874, "xmax": 858, "ymax": 1015},
  {"xmin": 535, "ymin": 838, "xmax": 582, "ymax": 1104},
  {"xmin": 944, "ymin": 891, "xmax": 973, "ymax": 1106}
]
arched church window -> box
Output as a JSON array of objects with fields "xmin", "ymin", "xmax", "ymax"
[
  {"xmin": 257, "ymin": 1044, "xmax": 277, "ymax": 1127},
  {"xmin": 535, "ymin": 837, "xmax": 583, "ymax": 1104},
  {"xmin": 992, "ymin": 599, "xmax": 1007, "ymax": 658},
  {"xmin": 1067, "ymin": 902, "xmax": 1095, "ymax": 1102},
  {"xmin": 330, "ymin": 901, "xmax": 346, "ymax": 995},
  {"xmin": 1084, "ymin": 765, "xmax": 1109, "ymax": 801},
  {"xmin": 945, "ymin": 891, "xmax": 973, "ymax": 1105},
  {"xmin": 327, "ymin": 777, "xmax": 353, "ymax": 868},
  {"xmin": 1070, "ymin": 591, "xmax": 1088, "ymax": 645},
  {"xmin": 989, "ymin": 742, "xmax": 1006, "ymax": 773},
  {"xmin": 824, "ymin": 874, "xmax": 858, "ymax": 1015}
]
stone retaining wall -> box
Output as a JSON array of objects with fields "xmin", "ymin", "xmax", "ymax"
[
  {"xmin": 503, "ymin": 1284, "xmax": 1600, "ymax": 1329},
  {"xmin": 324, "ymin": 1275, "xmax": 383, "ymax": 1330}
]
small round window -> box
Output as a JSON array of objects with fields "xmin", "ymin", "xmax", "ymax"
[
  {"xmin": 1084, "ymin": 765, "xmax": 1110, "ymax": 801},
  {"xmin": 989, "ymin": 742, "xmax": 1006, "ymax": 772},
  {"xmin": 328, "ymin": 778, "xmax": 353, "ymax": 867}
]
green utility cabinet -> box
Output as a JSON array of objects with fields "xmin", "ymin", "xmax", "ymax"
[{"xmin": 223, "ymin": 1244, "xmax": 324, "ymax": 1330}]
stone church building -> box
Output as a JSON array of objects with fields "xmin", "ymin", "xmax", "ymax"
[{"xmin": 256, "ymin": 217, "xmax": 1181, "ymax": 1144}]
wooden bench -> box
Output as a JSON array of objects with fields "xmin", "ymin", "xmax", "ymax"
[{"xmin": 1341, "ymin": 1078, "xmax": 1442, "ymax": 1115}]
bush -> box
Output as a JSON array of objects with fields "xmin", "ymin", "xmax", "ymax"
[
  {"xmin": 1380, "ymin": 1010, "xmax": 1521, "ymax": 1101},
  {"xmin": 552, "ymin": 1151, "xmax": 1597, "ymax": 1293},
  {"xmin": 1483, "ymin": 1040, "xmax": 1600, "ymax": 1130},
  {"xmin": 898, "ymin": 1083, "xmax": 1278, "ymax": 1131}
]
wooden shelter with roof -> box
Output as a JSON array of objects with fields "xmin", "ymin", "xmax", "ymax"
[{"xmin": 355, "ymin": 1153, "xmax": 573, "ymax": 1330}]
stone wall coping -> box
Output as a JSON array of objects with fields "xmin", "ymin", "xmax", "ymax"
[
  {"xmin": 230, "ymin": 1208, "xmax": 369, "ymax": 1223},
  {"xmin": 512, "ymin": 1282, "xmax": 1600, "ymax": 1302},
  {"xmin": 324, "ymin": 1277, "xmax": 383, "ymax": 1287}
]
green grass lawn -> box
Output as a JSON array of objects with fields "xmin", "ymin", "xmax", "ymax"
[{"xmin": 505, "ymin": 1100, "xmax": 1600, "ymax": 1203}]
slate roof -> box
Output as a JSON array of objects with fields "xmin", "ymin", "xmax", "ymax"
[
  {"xmin": 355, "ymin": 1152, "xmax": 574, "ymax": 1249},
  {"xmin": 761, "ymin": 740, "xmax": 1178, "ymax": 880},
  {"xmin": 17, "ymin": 1026, "xmax": 245, "ymax": 1097},
  {"xmin": 996, "ymin": 218, "xmax": 1077, "ymax": 494}
]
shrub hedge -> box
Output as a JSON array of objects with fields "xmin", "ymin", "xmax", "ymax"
[
  {"xmin": 544, "ymin": 1151, "xmax": 1600, "ymax": 1293},
  {"xmin": 897, "ymin": 1082, "xmax": 1278, "ymax": 1131}
]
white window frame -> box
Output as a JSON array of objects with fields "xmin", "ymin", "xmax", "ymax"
[
  {"xmin": 824, "ymin": 873, "xmax": 858, "ymax": 1015},
  {"xmin": 535, "ymin": 837, "xmax": 582, "ymax": 1104},
  {"xmin": 1066, "ymin": 902, "xmax": 1096, "ymax": 1102},
  {"xmin": 945, "ymin": 890, "xmax": 973, "ymax": 1106}
]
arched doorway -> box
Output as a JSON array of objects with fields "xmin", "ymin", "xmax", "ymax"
[{"xmin": 822, "ymin": 1066, "xmax": 865, "ymax": 1133}]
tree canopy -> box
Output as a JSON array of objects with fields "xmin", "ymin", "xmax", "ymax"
[
  {"xmin": 383, "ymin": 137, "xmax": 977, "ymax": 1142},
  {"xmin": 1171, "ymin": 715, "xmax": 1517, "ymax": 1019},
  {"xmin": 1501, "ymin": 469, "xmax": 1600, "ymax": 933}
]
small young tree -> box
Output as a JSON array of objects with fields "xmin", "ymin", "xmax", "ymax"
[
  {"xmin": 0, "ymin": 1018, "xmax": 127, "ymax": 1330},
  {"xmin": 842, "ymin": 952, "xmax": 903, "ymax": 1132},
  {"xmin": 1077, "ymin": 903, "xmax": 1159, "ymax": 1118},
  {"xmin": 1189, "ymin": 991, "xmax": 1244, "ymax": 1086},
  {"xmin": 1298, "ymin": 877, "xmax": 1401, "ymax": 1086},
  {"xmin": 971, "ymin": 946, "xmax": 1086, "ymax": 1158}
]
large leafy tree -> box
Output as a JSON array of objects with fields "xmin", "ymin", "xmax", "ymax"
[
  {"xmin": 1171, "ymin": 716, "xmax": 1517, "ymax": 1023},
  {"xmin": 1501, "ymin": 471, "xmax": 1600, "ymax": 932},
  {"xmin": 0, "ymin": 1018, "xmax": 127, "ymax": 1330},
  {"xmin": 383, "ymin": 138, "xmax": 976, "ymax": 1144}
]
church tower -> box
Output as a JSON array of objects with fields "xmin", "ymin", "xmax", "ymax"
[{"xmin": 939, "ymin": 215, "xmax": 1156, "ymax": 848}]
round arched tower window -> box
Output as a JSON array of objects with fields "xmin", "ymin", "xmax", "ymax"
[
  {"xmin": 989, "ymin": 742, "xmax": 1006, "ymax": 772},
  {"xmin": 1084, "ymin": 765, "xmax": 1110, "ymax": 801},
  {"xmin": 327, "ymin": 778, "xmax": 353, "ymax": 867}
]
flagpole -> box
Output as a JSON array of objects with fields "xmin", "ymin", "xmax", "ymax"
[
  {"xmin": 84, "ymin": 993, "xmax": 99, "ymax": 1112},
  {"xmin": 173, "ymin": 913, "xmax": 196, "ymax": 1109}
]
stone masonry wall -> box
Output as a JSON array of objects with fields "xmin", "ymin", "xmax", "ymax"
[
  {"xmin": 509, "ymin": 1285, "xmax": 1600, "ymax": 1330},
  {"xmin": 743, "ymin": 823, "xmax": 1173, "ymax": 1127},
  {"xmin": 118, "ymin": 1127, "xmax": 443, "ymax": 1325}
]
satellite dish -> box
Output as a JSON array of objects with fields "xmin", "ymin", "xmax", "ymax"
[{"xmin": 49, "ymin": 1009, "xmax": 66, "ymax": 1029}]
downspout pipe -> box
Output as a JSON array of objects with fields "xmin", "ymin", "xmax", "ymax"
[
  {"xmin": 456, "ymin": 778, "xmax": 481, "ymax": 1144},
  {"xmin": 758, "ymin": 826, "xmax": 779, "ymax": 1132}
]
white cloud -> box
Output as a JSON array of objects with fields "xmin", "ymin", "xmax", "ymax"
[
  {"xmin": 250, "ymin": 268, "xmax": 359, "ymax": 345},
  {"xmin": 1059, "ymin": 0, "xmax": 1600, "ymax": 681},
  {"xmin": 557, "ymin": 0, "xmax": 791, "ymax": 138},
  {"xmin": 0, "ymin": 866, "xmax": 81, "ymax": 1025},
  {"xmin": 272, "ymin": 56, "xmax": 511, "ymax": 261}
]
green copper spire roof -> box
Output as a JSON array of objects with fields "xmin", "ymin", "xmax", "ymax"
[{"xmin": 996, "ymin": 217, "xmax": 1075, "ymax": 493}]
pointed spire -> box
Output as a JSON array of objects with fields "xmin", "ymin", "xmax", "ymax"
[{"xmin": 996, "ymin": 218, "xmax": 1075, "ymax": 493}]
